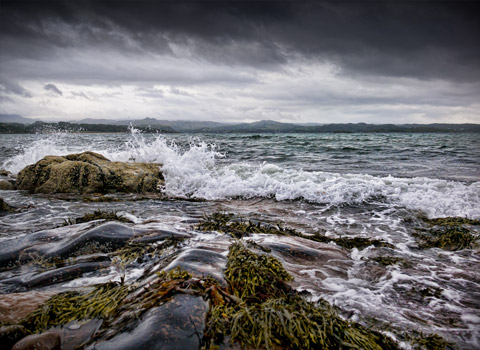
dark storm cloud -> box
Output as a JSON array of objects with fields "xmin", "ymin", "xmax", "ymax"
[
  {"xmin": 44, "ymin": 83, "xmax": 63, "ymax": 96},
  {"xmin": 1, "ymin": 0, "xmax": 479, "ymax": 82}
]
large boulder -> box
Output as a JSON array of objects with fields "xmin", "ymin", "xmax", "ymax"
[{"xmin": 16, "ymin": 152, "xmax": 164, "ymax": 194}]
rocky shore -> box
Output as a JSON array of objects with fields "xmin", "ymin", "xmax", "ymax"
[{"xmin": 0, "ymin": 152, "xmax": 478, "ymax": 349}]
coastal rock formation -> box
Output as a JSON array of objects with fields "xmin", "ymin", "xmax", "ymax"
[
  {"xmin": 0, "ymin": 198, "xmax": 17, "ymax": 213},
  {"xmin": 0, "ymin": 180, "xmax": 15, "ymax": 190},
  {"xmin": 16, "ymin": 152, "xmax": 164, "ymax": 194}
]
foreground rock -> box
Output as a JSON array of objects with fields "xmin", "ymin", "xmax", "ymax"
[
  {"xmin": 90, "ymin": 294, "xmax": 208, "ymax": 350},
  {"xmin": 0, "ymin": 180, "xmax": 15, "ymax": 190},
  {"xmin": 0, "ymin": 198, "xmax": 17, "ymax": 213},
  {"xmin": 12, "ymin": 330, "xmax": 61, "ymax": 350},
  {"xmin": 16, "ymin": 152, "xmax": 164, "ymax": 194}
]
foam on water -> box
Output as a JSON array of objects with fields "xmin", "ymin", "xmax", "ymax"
[{"xmin": 3, "ymin": 129, "xmax": 479, "ymax": 219}]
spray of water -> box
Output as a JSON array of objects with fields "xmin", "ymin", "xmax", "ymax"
[{"xmin": 3, "ymin": 127, "xmax": 479, "ymax": 218}]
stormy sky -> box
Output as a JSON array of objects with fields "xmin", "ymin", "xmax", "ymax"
[{"xmin": 1, "ymin": 0, "xmax": 479, "ymax": 123}]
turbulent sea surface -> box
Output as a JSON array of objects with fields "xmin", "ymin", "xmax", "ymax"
[{"xmin": 1, "ymin": 130, "xmax": 479, "ymax": 349}]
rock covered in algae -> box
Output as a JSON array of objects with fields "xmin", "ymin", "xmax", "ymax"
[
  {"xmin": 0, "ymin": 180, "xmax": 15, "ymax": 190},
  {"xmin": 16, "ymin": 151, "xmax": 164, "ymax": 194}
]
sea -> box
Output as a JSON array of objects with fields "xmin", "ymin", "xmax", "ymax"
[{"xmin": 1, "ymin": 129, "xmax": 479, "ymax": 348}]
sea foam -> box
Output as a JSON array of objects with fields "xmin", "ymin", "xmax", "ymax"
[{"xmin": 3, "ymin": 129, "xmax": 479, "ymax": 219}]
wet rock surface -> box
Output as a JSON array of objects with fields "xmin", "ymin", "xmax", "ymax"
[
  {"xmin": 89, "ymin": 294, "xmax": 208, "ymax": 350},
  {"xmin": 0, "ymin": 197, "xmax": 17, "ymax": 213},
  {"xmin": 0, "ymin": 325, "xmax": 27, "ymax": 350},
  {"xmin": 11, "ymin": 330, "xmax": 61, "ymax": 350},
  {"xmin": 0, "ymin": 180, "xmax": 15, "ymax": 190},
  {"xmin": 164, "ymin": 248, "xmax": 227, "ymax": 286},
  {"xmin": 16, "ymin": 151, "xmax": 164, "ymax": 194}
]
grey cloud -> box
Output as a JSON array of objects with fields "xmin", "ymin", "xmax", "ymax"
[
  {"xmin": 1, "ymin": 1, "xmax": 479, "ymax": 82},
  {"xmin": 44, "ymin": 83, "xmax": 63, "ymax": 95},
  {"xmin": 0, "ymin": 78, "xmax": 32, "ymax": 98},
  {"xmin": 71, "ymin": 91, "xmax": 90, "ymax": 100}
]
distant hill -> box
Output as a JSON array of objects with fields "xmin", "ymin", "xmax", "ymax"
[
  {"xmin": 0, "ymin": 121, "xmax": 176, "ymax": 134},
  {"xmin": 1, "ymin": 114, "xmax": 479, "ymax": 133},
  {"xmin": 203, "ymin": 121, "xmax": 480, "ymax": 133},
  {"xmin": 0, "ymin": 114, "xmax": 38, "ymax": 124},
  {"xmin": 76, "ymin": 117, "xmax": 230, "ymax": 132}
]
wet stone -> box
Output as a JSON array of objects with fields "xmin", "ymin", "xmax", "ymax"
[
  {"xmin": 0, "ymin": 325, "xmax": 28, "ymax": 350},
  {"xmin": 28, "ymin": 222, "xmax": 138, "ymax": 260},
  {"xmin": 89, "ymin": 294, "xmax": 208, "ymax": 350},
  {"xmin": 12, "ymin": 330, "xmax": 61, "ymax": 350},
  {"xmin": 0, "ymin": 180, "xmax": 15, "ymax": 190},
  {"xmin": 0, "ymin": 197, "xmax": 17, "ymax": 214},
  {"xmin": 57, "ymin": 319, "xmax": 103, "ymax": 350},
  {"xmin": 0, "ymin": 291, "xmax": 57, "ymax": 324},
  {"xmin": 16, "ymin": 151, "xmax": 164, "ymax": 194},
  {"xmin": 164, "ymin": 248, "xmax": 227, "ymax": 286},
  {"xmin": 1, "ymin": 261, "xmax": 111, "ymax": 291},
  {"xmin": 132, "ymin": 229, "xmax": 191, "ymax": 243}
]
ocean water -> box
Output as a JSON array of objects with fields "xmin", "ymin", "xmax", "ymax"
[{"xmin": 1, "ymin": 130, "xmax": 479, "ymax": 348}]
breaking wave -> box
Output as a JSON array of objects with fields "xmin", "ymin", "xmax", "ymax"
[{"xmin": 3, "ymin": 128, "xmax": 479, "ymax": 219}]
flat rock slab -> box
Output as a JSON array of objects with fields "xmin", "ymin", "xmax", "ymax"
[
  {"xmin": 17, "ymin": 151, "xmax": 164, "ymax": 194},
  {"xmin": 90, "ymin": 294, "xmax": 208, "ymax": 350},
  {"xmin": 0, "ymin": 222, "xmax": 137, "ymax": 267}
]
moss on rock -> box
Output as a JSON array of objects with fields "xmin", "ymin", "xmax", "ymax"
[{"xmin": 17, "ymin": 151, "xmax": 164, "ymax": 194}]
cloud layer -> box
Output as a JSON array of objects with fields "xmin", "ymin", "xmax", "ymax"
[{"xmin": 1, "ymin": 0, "xmax": 479, "ymax": 123}]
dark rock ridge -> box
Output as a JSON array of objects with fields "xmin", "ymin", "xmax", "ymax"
[
  {"xmin": 16, "ymin": 152, "xmax": 164, "ymax": 194},
  {"xmin": 0, "ymin": 198, "xmax": 17, "ymax": 213}
]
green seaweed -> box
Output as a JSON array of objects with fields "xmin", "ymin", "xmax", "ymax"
[
  {"xmin": 82, "ymin": 195, "xmax": 122, "ymax": 203},
  {"xmin": 225, "ymin": 242, "xmax": 292, "ymax": 301},
  {"xmin": 63, "ymin": 210, "xmax": 133, "ymax": 225},
  {"xmin": 413, "ymin": 333, "xmax": 455, "ymax": 350},
  {"xmin": 421, "ymin": 216, "xmax": 480, "ymax": 226},
  {"xmin": 414, "ymin": 226, "xmax": 478, "ymax": 251},
  {"xmin": 21, "ymin": 282, "xmax": 130, "ymax": 333},
  {"xmin": 196, "ymin": 212, "xmax": 298, "ymax": 238},
  {"xmin": 197, "ymin": 212, "xmax": 394, "ymax": 250},
  {"xmin": 203, "ymin": 242, "xmax": 400, "ymax": 350}
]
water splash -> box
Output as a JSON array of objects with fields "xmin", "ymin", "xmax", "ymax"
[{"xmin": 2, "ymin": 128, "xmax": 479, "ymax": 218}]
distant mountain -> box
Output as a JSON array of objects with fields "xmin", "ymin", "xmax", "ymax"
[
  {"xmin": 0, "ymin": 121, "xmax": 176, "ymax": 134},
  {"xmin": 202, "ymin": 121, "xmax": 480, "ymax": 133},
  {"xmin": 75, "ymin": 117, "xmax": 231, "ymax": 132},
  {"xmin": 208, "ymin": 120, "xmax": 309, "ymax": 133},
  {"xmin": 0, "ymin": 114, "xmax": 38, "ymax": 124},
  {"xmin": 1, "ymin": 115, "xmax": 479, "ymax": 133}
]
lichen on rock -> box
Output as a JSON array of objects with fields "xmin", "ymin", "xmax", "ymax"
[{"xmin": 16, "ymin": 151, "xmax": 164, "ymax": 194}]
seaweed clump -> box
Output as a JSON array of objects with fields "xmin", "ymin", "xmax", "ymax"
[
  {"xmin": 21, "ymin": 282, "xmax": 130, "ymax": 333},
  {"xmin": 412, "ymin": 333, "xmax": 455, "ymax": 350},
  {"xmin": 63, "ymin": 210, "xmax": 133, "ymax": 225},
  {"xmin": 203, "ymin": 242, "xmax": 399, "ymax": 350},
  {"xmin": 414, "ymin": 217, "xmax": 479, "ymax": 251},
  {"xmin": 370, "ymin": 256, "xmax": 408, "ymax": 267},
  {"xmin": 196, "ymin": 212, "xmax": 298, "ymax": 238},
  {"xmin": 197, "ymin": 212, "xmax": 393, "ymax": 250}
]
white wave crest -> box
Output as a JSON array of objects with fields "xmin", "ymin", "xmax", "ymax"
[{"xmin": 3, "ymin": 128, "xmax": 479, "ymax": 218}]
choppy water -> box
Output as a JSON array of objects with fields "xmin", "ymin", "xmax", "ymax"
[{"xmin": 1, "ymin": 130, "xmax": 479, "ymax": 349}]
